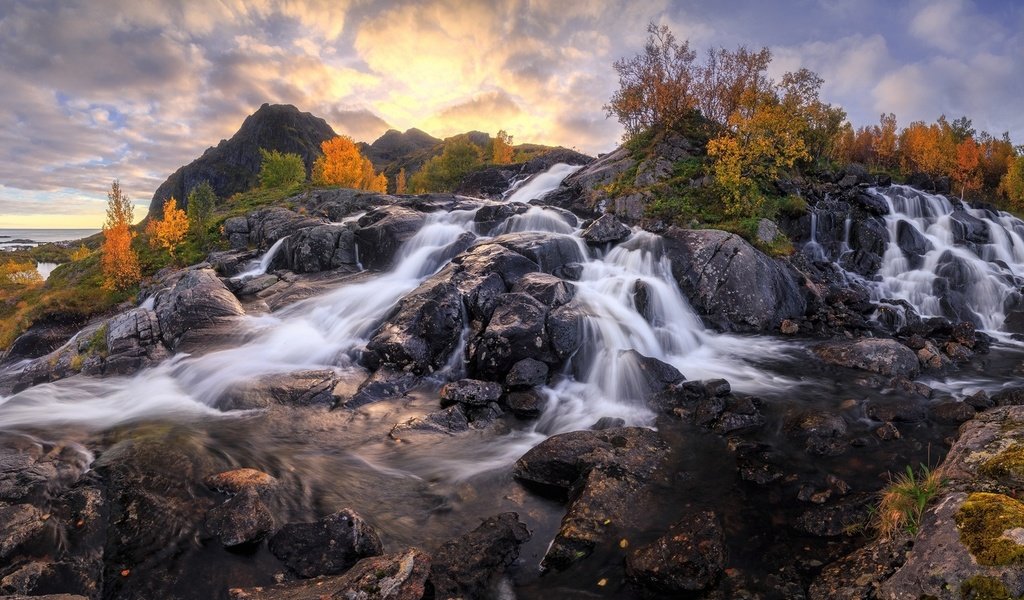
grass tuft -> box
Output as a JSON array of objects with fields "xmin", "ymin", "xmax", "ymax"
[{"xmin": 874, "ymin": 463, "xmax": 945, "ymax": 539}]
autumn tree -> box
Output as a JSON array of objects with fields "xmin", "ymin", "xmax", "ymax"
[
  {"xmin": 259, "ymin": 149, "xmax": 306, "ymax": 188},
  {"xmin": 187, "ymin": 181, "xmax": 216, "ymax": 245},
  {"xmin": 695, "ymin": 46, "xmax": 773, "ymax": 125},
  {"xmin": 395, "ymin": 168, "xmax": 408, "ymax": 194},
  {"xmin": 70, "ymin": 244, "xmax": 91, "ymax": 261},
  {"xmin": 0, "ymin": 261, "xmax": 42, "ymax": 286},
  {"xmin": 312, "ymin": 136, "xmax": 387, "ymax": 192},
  {"xmin": 1000, "ymin": 156, "xmax": 1024, "ymax": 211},
  {"xmin": 979, "ymin": 131, "xmax": 1016, "ymax": 190},
  {"xmin": 410, "ymin": 138, "xmax": 482, "ymax": 193},
  {"xmin": 605, "ymin": 22, "xmax": 699, "ymax": 138},
  {"xmin": 154, "ymin": 197, "xmax": 189, "ymax": 261},
  {"xmin": 778, "ymin": 68, "xmax": 846, "ymax": 166},
  {"xmin": 952, "ymin": 137, "xmax": 983, "ymax": 199},
  {"xmin": 100, "ymin": 179, "xmax": 140, "ymax": 291},
  {"xmin": 873, "ymin": 113, "xmax": 899, "ymax": 170},
  {"xmin": 492, "ymin": 130, "xmax": 514, "ymax": 164},
  {"xmin": 898, "ymin": 121, "xmax": 953, "ymax": 176}
]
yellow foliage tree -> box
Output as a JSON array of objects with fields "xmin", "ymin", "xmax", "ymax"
[
  {"xmin": 952, "ymin": 137, "xmax": 983, "ymax": 199},
  {"xmin": 493, "ymin": 130, "xmax": 514, "ymax": 164},
  {"xmin": 1000, "ymin": 156, "xmax": 1024, "ymax": 212},
  {"xmin": 101, "ymin": 179, "xmax": 140, "ymax": 291},
  {"xmin": 707, "ymin": 91, "xmax": 809, "ymax": 217},
  {"xmin": 0, "ymin": 261, "xmax": 42, "ymax": 286},
  {"xmin": 312, "ymin": 136, "xmax": 387, "ymax": 192},
  {"xmin": 395, "ymin": 168, "xmax": 407, "ymax": 194},
  {"xmin": 154, "ymin": 197, "xmax": 190, "ymax": 260},
  {"xmin": 70, "ymin": 244, "xmax": 91, "ymax": 261}
]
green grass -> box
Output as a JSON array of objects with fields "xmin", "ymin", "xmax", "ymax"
[{"xmin": 873, "ymin": 464, "xmax": 945, "ymax": 539}]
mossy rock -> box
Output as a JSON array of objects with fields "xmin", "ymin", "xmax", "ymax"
[
  {"xmin": 980, "ymin": 444, "xmax": 1024, "ymax": 486},
  {"xmin": 955, "ymin": 493, "xmax": 1024, "ymax": 566},
  {"xmin": 960, "ymin": 575, "xmax": 1017, "ymax": 600}
]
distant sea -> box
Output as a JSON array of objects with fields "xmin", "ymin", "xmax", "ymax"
[{"xmin": 0, "ymin": 228, "xmax": 100, "ymax": 250}]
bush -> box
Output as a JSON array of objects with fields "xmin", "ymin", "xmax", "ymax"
[{"xmin": 259, "ymin": 149, "xmax": 306, "ymax": 189}]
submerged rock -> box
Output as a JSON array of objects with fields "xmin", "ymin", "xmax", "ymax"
[
  {"xmin": 205, "ymin": 488, "xmax": 274, "ymax": 547},
  {"xmin": 268, "ymin": 509, "xmax": 383, "ymax": 578},
  {"xmin": 625, "ymin": 511, "xmax": 725, "ymax": 594},
  {"xmin": 429, "ymin": 512, "xmax": 531, "ymax": 599}
]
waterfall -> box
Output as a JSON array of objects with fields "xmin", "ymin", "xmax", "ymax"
[
  {"xmin": 504, "ymin": 163, "xmax": 582, "ymax": 204},
  {"xmin": 866, "ymin": 185, "xmax": 1024, "ymax": 331},
  {"xmin": 803, "ymin": 211, "xmax": 826, "ymax": 261},
  {"xmin": 233, "ymin": 236, "xmax": 287, "ymax": 280}
]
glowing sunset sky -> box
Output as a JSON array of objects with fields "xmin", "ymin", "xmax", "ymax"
[{"xmin": 1, "ymin": 0, "xmax": 1022, "ymax": 227}]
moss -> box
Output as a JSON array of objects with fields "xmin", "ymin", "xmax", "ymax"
[
  {"xmin": 778, "ymin": 194, "xmax": 809, "ymax": 217},
  {"xmin": 69, "ymin": 353, "xmax": 84, "ymax": 371},
  {"xmin": 980, "ymin": 444, "xmax": 1024, "ymax": 485},
  {"xmin": 960, "ymin": 575, "xmax": 1016, "ymax": 600},
  {"xmin": 955, "ymin": 493, "xmax": 1024, "ymax": 566}
]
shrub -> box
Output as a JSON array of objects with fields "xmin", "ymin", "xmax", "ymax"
[
  {"xmin": 258, "ymin": 149, "xmax": 306, "ymax": 189},
  {"xmin": 874, "ymin": 464, "xmax": 944, "ymax": 539}
]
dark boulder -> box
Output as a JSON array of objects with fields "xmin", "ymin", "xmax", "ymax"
[
  {"xmin": 429, "ymin": 513, "xmax": 531, "ymax": 600},
  {"xmin": 390, "ymin": 405, "xmax": 470, "ymax": 438},
  {"xmin": 505, "ymin": 358, "xmax": 549, "ymax": 389},
  {"xmin": 930, "ymin": 400, "xmax": 976, "ymax": 424},
  {"xmin": 896, "ymin": 219, "xmax": 931, "ymax": 262},
  {"xmin": 663, "ymin": 228, "xmax": 805, "ymax": 331},
  {"xmin": 203, "ymin": 468, "xmax": 278, "ymax": 497},
  {"xmin": 354, "ymin": 205, "xmax": 427, "ymax": 270},
  {"xmin": 581, "ymin": 214, "xmax": 631, "ymax": 245},
  {"xmin": 154, "ymin": 268, "xmax": 244, "ymax": 348},
  {"xmin": 204, "ymin": 488, "xmax": 274, "ymax": 547},
  {"xmin": 272, "ymin": 224, "xmax": 359, "ymax": 273},
  {"xmin": 439, "ymin": 379, "xmax": 503, "ymax": 407},
  {"xmin": 814, "ymin": 338, "xmax": 920, "ymax": 378},
  {"xmin": 546, "ymin": 302, "xmax": 585, "ymax": 361},
  {"xmin": 489, "ymin": 232, "xmax": 585, "ymax": 274},
  {"xmin": 506, "ymin": 390, "xmax": 547, "ymax": 418},
  {"xmin": 839, "ymin": 217, "xmax": 888, "ymax": 276},
  {"xmin": 865, "ymin": 397, "xmax": 928, "ymax": 423},
  {"xmin": 511, "ymin": 272, "xmax": 574, "ymax": 308},
  {"xmin": 853, "ymin": 190, "xmax": 890, "ymax": 216},
  {"xmin": 268, "ymin": 509, "xmax": 383, "ymax": 578},
  {"xmin": 625, "ymin": 511, "xmax": 725, "ymax": 594},
  {"xmin": 473, "ymin": 202, "xmax": 529, "ymax": 235},
  {"xmin": 474, "ymin": 293, "xmax": 552, "ymax": 377}
]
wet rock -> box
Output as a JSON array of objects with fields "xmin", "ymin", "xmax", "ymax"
[
  {"xmin": 390, "ymin": 405, "xmax": 470, "ymax": 438},
  {"xmin": 814, "ymin": 338, "xmax": 920, "ymax": 378},
  {"xmin": 513, "ymin": 428, "xmax": 668, "ymax": 569},
  {"xmin": 473, "ymin": 202, "xmax": 529, "ymax": 234},
  {"xmin": 0, "ymin": 439, "xmax": 93, "ymax": 503},
  {"xmin": 223, "ymin": 370, "xmax": 340, "ymax": 409},
  {"xmin": 591, "ymin": 417, "xmax": 626, "ymax": 430},
  {"xmin": 364, "ymin": 279, "xmax": 464, "ymax": 376},
  {"xmin": 506, "ymin": 390, "xmax": 547, "ymax": 418},
  {"xmin": 713, "ymin": 396, "xmax": 766, "ymax": 434},
  {"xmin": 618, "ymin": 350, "xmax": 685, "ymax": 397},
  {"xmin": 429, "ymin": 513, "xmax": 531, "ymax": 600},
  {"xmin": 354, "ymin": 205, "xmax": 427, "ymax": 270},
  {"xmin": 505, "ymin": 358, "xmax": 549, "ymax": 389},
  {"xmin": 865, "ymin": 397, "xmax": 928, "ymax": 423},
  {"xmin": 347, "ymin": 368, "xmax": 420, "ymax": 408},
  {"xmin": 965, "ymin": 390, "xmax": 993, "ymax": 410},
  {"xmin": 205, "ymin": 488, "xmax": 275, "ymax": 547},
  {"xmin": 154, "ymin": 268, "xmax": 244, "ymax": 348},
  {"xmin": 876, "ymin": 422, "xmax": 901, "ymax": 440},
  {"xmin": 511, "ymin": 272, "xmax": 574, "ymax": 308},
  {"xmin": 625, "ymin": 511, "xmax": 725, "ymax": 594},
  {"xmin": 489, "ymin": 232, "xmax": 585, "ymax": 274},
  {"xmin": 993, "ymin": 387, "xmax": 1024, "ymax": 406},
  {"xmin": 546, "ymin": 301, "xmax": 585, "ymax": 361},
  {"xmin": 795, "ymin": 495, "xmax": 872, "ymax": 537},
  {"xmin": 268, "ymin": 509, "xmax": 383, "ymax": 578},
  {"xmin": 463, "ymin": 402, "xmax": 505, "ymax": 428},
  {"xmin": 931, "ymin": 400, "xmax": 976, "ymax": 424},
  {"xmin": 0, "ymin": 504, "xmax": 47, "ymax": 561},
  {"xmin": 439, "ymin": 379, "xmax": 503, "ymax": 407},
  {"xmin": 231, "ymin": 273, "xmax": 279, "ymax": 297},
  {"xmin": 663, "ymin": 227, "xmax": 805, "ymax": 332},
  {"xmin": 0, "ymin": 595, "xmax": 89, "ymax": 600},
  {"xmin": 474, "ymin": 293, "xmax": 552, "ymax": 377},
  {"xmin": 272, "ymin": 224, "xmax": 359, "ymax": 273},
  {"xmin": 896, "ymin": 219, "xmax": 931, "ymax": 261},
  {"xmin": 228, "ymin": 548, "xmax": 431, "ymax": 600},
  {"xmin": 204, "ymin": 468, "xmax": 279, "ymax": 496},
  {"xmin": 735, "ymin": 442, "xmax": 784, "ymax": 485},
  {"xmin": 949, "ymin": 210, "xmax": 990, "ymax": 245},
  {"xmin": 808, "ymin": 537, "xmax": 910, "ymax": 600},
  {"xmin": 243, "ymin": 207, "xmax": 326, "ymax": 250},
  {"xmin": 780, "ymin": 319, "xmax": 800, "ymax": 335},
  {"xmin": 789, "ymin": 411, "xmax": 849, "ymax": 456},
  {"xmin": 581, "ymin": 214, "xmax": 631, "ymax": 245}
]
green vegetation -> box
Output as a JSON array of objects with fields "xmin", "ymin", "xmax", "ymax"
[
  {"xmin": 960, "ymin": 576, "xmax": 1018, "ymax": 600},
  {"xmin": 258, "ymin": 148, "xmax": 306, "ymax": 189},
  {"xmin": 979, "ymin": 444, "xmax": 1024, "ymax": 485},
  {"xmin": 187, "ymin": 181, "xmax": 217, "ymax": 246},
  {"xmin": 873, "ymin": 464, "xmax": 944, "ymax": 539},
  {"xmin": 410, "ymin": 137, "xmax": 483, "ymax": 192},
  {"xmin": 955, "ymin": 492, "xmax": 1024, "ymax": 566}
]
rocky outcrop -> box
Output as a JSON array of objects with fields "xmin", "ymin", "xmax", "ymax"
[
  {"xmin": 224, "ymin": 206, "xmax": 326, "ymax": 250},
  {"xmin": 814, "ymin": 338, "xmax": 920, "ymax": 378},
  {"xmin": 353, "ymin": 204, "xmax": 429, "ymax": 270},
  {"xmin": 149, "ymin": 103, "xmax": 336, "ymax": 217},
  {"xmin": 663, "ymin": 227, "xmax": 805, "ymax": 331},
  {"xmin": 513, "ymin": 427, "xmax": 668, "ymax": 569},
  {"xmin": 153, "ymin": 268, "xmax": 245, "ymax": 348},
  {"xmin": 270, "ymin": 224, "xmax": 360, "ymax": 274}
]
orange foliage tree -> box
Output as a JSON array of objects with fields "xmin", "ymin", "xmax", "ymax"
[
  {"xmin": 873, "ymin": 113, "xmax": 899, "ymax": 170},
  {"xmin": 952, "ymin": 137, "xmax": 983, "ymax": 199},
  {"xmin": 395, "ymin": 168, "xmax": 407, "ymax": 194},
  {"xmin": 154, "ymin": 197, "xmax": 190, "ymax": 260},
  {"xmin": 312, "ymin": 136, "xmax": 387, "ymax": 192},
  {"xmin": 100, "ymin": 179, "xmax": 141, "ymax": 291},
  {"xmin": 492, "ymin": 130, "xmax": 514, "ymax": 164}
]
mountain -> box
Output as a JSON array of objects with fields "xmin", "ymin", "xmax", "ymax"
[
  {"xmin": 358, "ymin": 128, "xmax": 441, "ymax": 170},
  {"xmin": 148, "ymin": 103, "xmax": 336, "ymax": 217}
]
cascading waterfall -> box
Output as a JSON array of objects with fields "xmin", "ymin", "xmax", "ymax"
[
  {"xmin": 233, "ymin": 236, "xmax": 288, "ymax": 280},
  {"xmin": 504, "ymin": 163, "xmax": 581, "ymax": 204},
  {"xmin": 866, "ymin": 185, "xmax": 1024, "ymax": 331}
]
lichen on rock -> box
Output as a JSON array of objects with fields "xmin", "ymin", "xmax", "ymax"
[{"xmin": 955, "ymin": 492, "xmax": 1024, "ymax": 566}]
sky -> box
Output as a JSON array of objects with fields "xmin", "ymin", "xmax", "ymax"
[{"xmin": 0, "ymin": 0, "xmax": 1022, "ymax": 228}]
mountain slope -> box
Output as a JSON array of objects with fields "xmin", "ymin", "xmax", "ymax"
[{"xmin": 148, "ymin": 103, "xmax": 336, "ymax": 217}]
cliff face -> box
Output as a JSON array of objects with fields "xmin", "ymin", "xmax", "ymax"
[{"xmin": 148, "ymin": 103, "xmax": 336, "ymax": 217}]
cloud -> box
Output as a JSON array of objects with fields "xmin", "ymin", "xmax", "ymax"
[{"xmin": 325, "ymin": 108, "xmax": 392, "ymax": 141}]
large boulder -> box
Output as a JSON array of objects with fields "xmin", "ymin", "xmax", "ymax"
[
  {"xmin": 268, "ymin": 509, "xmax": 383, "ymax": 578},
  {"xmin": 429, "ymin": 513, "xmax": 531, "ymax": 599},
  {"xmin": 489, "ymin": 232, "xmax": 585, "ymax": 275},
  {"xmin": 271, "ymin": 224, "xmax": 359, "ymax": 273},
  {"xmin": 154, "ymin": 268, "xmax": 244, "ymax": 347},
  {"xmin": 814, "ymin": 338, "xmax": 920, "ymax": 378},
  {"xmin": 354, "ymin": 205, "xmax": 427, "ymax": 270},
  {"xmin": 663, "ymin": 227, "xmax": 805, "ymax": 331},
  {"xmin": 581, "ymin": 214, "xmax": 631, "ymax": 245},
  {"xmin": 473, "ymin": 292, "xmax": 553, "ymax": 378}
]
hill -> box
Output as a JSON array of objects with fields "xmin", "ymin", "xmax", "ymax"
[{"xmin": 148, "ymin": 103, "xmax": 336, "ymax": 217}]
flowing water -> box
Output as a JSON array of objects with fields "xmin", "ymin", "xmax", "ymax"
[{"xmin": 0, "ymin": 172, "xmax": 1009, "ymax": 598}]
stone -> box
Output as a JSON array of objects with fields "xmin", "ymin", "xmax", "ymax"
[
  {"xmin": 814, "ymin": 338, "xmax": 920, "ymax": 378},
  {"xmin": 865, "ymin": 397, "xmax": 928, "ymax": 423},
  {"xmin": 505, "ymin": 358, "xmax": 549, "ymax": 389},
  {"xmin": 205, "ymin": 488, "xmax": 275, "ymax": 547},
  {"xmin": 876, "ymin": 422, "xmax": 901, "ymax": 440},
  {"xmin": 268, "ymin": 509, "xmax": 383, "ymax": 578},
  {"xmin": 390, "ymin": 405, "xmax": 470, "ymax": 438},
  {"xmin": 580, "ymin": 214, "xmax": 631, "ymax": 245},
  {"xmin": 203, "ymin": 468, "xmax": 279, "ymax": 496},
  {"xmin": 931, "ymin": 400, "xmax": 976, "ymax": 424},
  {"xmin": 429, "ymin": 513, "xmax": 531, "ymax": 600},
  {"xmin": 354, "ymin": 205, "xmax": 427, "ymax": 270},
  {"xmin": 154, "ymin": 268, "xmax": 245, "ymax": 348},
  {"xmin": 510, "ymin": 272, "xmax": 574, "ymax": 308},
  {"xmin": 756, "ymin": 218, "xmax": 781, "ymax": 244},
  {"xmin": 474, "ymin": 293, "xmax": 552, "ymax": 377},
  {"xmin": 506, "ymin": 390, "xmax": 547, "ymax": 418},
  {"xmin": 0, "ymin": 504, "xmax": 47, "ymax": 561},
  {"xmin": 439, "ymin": 379, "xmax": 503, "ymax": 407},
  {"xmin": 625, "ymin": 512, "xmax": 725, "ymax": 594}
]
